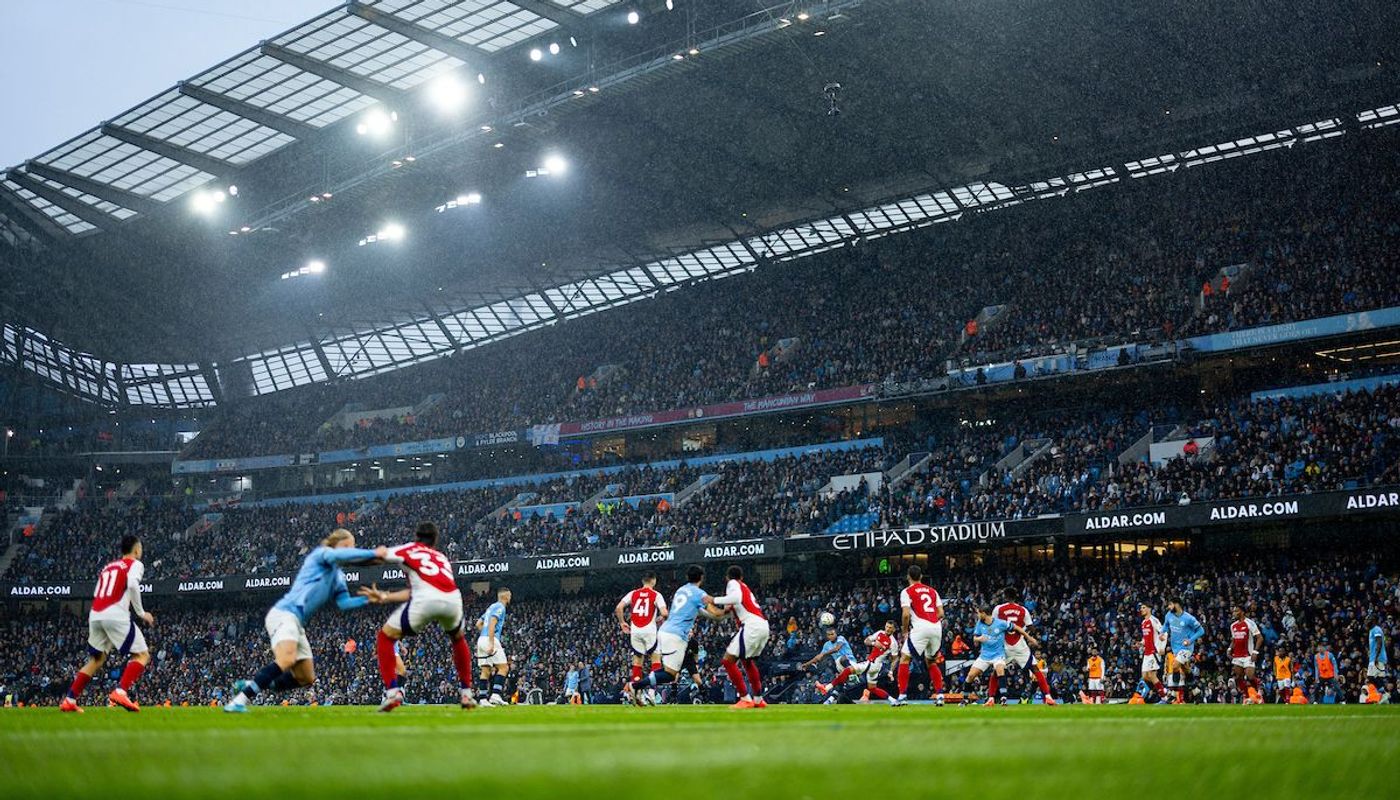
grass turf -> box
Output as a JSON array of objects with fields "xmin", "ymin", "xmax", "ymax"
[{"xmin": 2, "ymin": 704, "xmax": 1396, "ymax": 798}]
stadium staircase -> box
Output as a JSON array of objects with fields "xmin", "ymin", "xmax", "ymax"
[
  {"xmin": 884, "ymin": 451, "xmax": 932, "ymax": 490},
  {"xmin": 1193, "ymin": 263, "xmax": 1253, "ymax": 314},
  {"xmin": 952, "ymin": 304, "xmax": 1011, "ymax": 355},
  {"xmin": 485, "ymin": 491, "xmax": 538, "ymax": 522},
  {"xmin": 673, "ymin": 474, "xmax": 721, "ymax": 507},
  {"xmin": 582, "ymin": 483, "xmax": 625, "ymax": 514},
  {"xmin": 981, "ymin": 438, "xmax": 1054, "ymax": 485}
]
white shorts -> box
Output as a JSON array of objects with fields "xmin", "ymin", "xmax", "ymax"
[
  {"xmin": 657, "ymin": 631, "xmax": 689, "ymax": 672},
  {"xmin": 724, "ymin": 618, "xmax": 770, "ymax": 660},
  {"xmin": 1367, "ymin": 664, "xmax": 1389, "ymax": 678},
  {"xmin": 630, "ymin": 623, "xmax": 658, "ymax": 657},
  {"xmin": 87, "ymin": 617, "xmax": 148, "ymax": 656},
  {"xmin": 904, "ymin": 620, "xmax": 943, "ymax": 660},
  {"xmin": 1231, "ymin": 656, "xmax": 1257, "ymax": 670},
  {"xmin": 1087, "ymin": 678, "xmax": 1104, "ymax": 692},
  {"xmin": 386, "ymin": 593, "xmax": 463, "ymax": 636},
  {"xmin": 1276, "ymin": 678, "xmax": 1293, "ymax": 689},
  {"xmin": 475, "ymin": 636, "xmax": 507, "ymax": 667},
  {"xmin": 1141, "ymin": 654, "xmax": 1162, "ymax": 674},
  {"xmin": 1004, "ymin": 640, "xmax": 1032, "ymax": 669},
  {"xmin": 1170, "ymin": 650, "xmax": 1194, "ymax": 671},
  {"xmin": 265, "ymin": 608, "xmax": 312, "ymax": 662},
  {"xmin": 971, "ymin": 656, "xmax": 1006, "ymax": 672}
]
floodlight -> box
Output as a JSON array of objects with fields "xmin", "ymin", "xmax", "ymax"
[{"xmin": 627, "ymin": 10, "xmax": 639, "ymax": 24}]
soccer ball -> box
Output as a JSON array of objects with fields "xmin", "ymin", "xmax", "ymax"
[{"xmin": 818, "ymin": 611, "xmax": 835, "ymax": 627}]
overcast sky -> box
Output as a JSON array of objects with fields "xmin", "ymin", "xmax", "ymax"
[{"xmin": 0, "ymin": 0, "xmax": 335, "ymax": 167}]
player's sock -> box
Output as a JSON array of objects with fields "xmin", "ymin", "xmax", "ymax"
[
  {"xmin": 722, "ymin": 660, "xmax": 749, "ymax": 699},
  {"xmin": 897, "ymin": 662, "xmax": 910, "ymax": 695},
  {"xmin": 270, "ymin": 671, "xmax": 301, "ymax": 692},
  {"xmin": 743, "ymin": 660, "xmax": 763, "ymax": 697},
  {"xmin": 1031, "ymin": 667, "xmax": 1052, "ymax": 698},
  {"xmin": 630, "ymin": 664, "xmax": 643, "ymax": 683},
  {"xmin": 450, "ymin": 638, "xmax": 473, "ymax": 689},
  {"xmin": 1151, "ymin": 680, "xmax": 1167, "ymax": 699},
  {"xmin": 929, "ymin": 663, "xmax": 945, "ymax": 694},
  {"xmin": 988, "ymin": 674, "xmax": 1000, "ymax": 699},
  {"xmin": 490, "ymin": 674, "xmax": 506, "ymax": 697},
  {"xmin": 1175, "ymin": 687, "xmax": 1186, "ymax": 703},
  {"xmin": 831, "ymin": 667, "xmax": 853, "ymax": 687},
  {"xmin": 636, "ymin": 669, "xmax": 674, "ymax": 691},
  {"xmin": 118, "ymin": 660, "xmax": 145, "ymax": 691},
  {"xmin": 66, "ymin": 671, "xmax": 92, "ymax": 700},
  {"xmin": 376, "ymin": 631, "xmax": 398, "ymax": 689},
  {"xmin": 867, "ymin": 685, "xmax": 889, "ymax": 700},
  {"xmin": 242, "ymin": 662, "xmax": 285, "ymax": 700}
]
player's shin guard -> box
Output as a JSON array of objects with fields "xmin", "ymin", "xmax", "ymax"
[
  {"xmin": 118, "ymin": 660, "xmax": 145, "ymax": 692},
  {"xmin": 67, "ymin": 670, "xmax": 92, "ymax": 700},
  {"xmin": 450, "ymin": 638, "xmax": 473, "ymax": 690},
  {"xmin": 723, "ymin": 660, "xmax": 749, "ymax": 698},
  {"xmin": 929, "ymin": 663, "xmax": 945, "ymax": 694},
  {"xmin": 743, "ymin": 660, "xmax": 763, "ymax": 697},
  {"xmin": 376, "ymin": 631, "xmax": 399, "ymax": 689},
  {"xmin": 988, "ymin": 674, "xmax": 1000, "ymax": 699},
  {"xmin": 896, "ymin": 661, "xmax": 911, "ymax": 695}
]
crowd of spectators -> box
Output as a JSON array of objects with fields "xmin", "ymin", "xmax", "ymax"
[
  {"xmin": 173, "ymin": 143, "xmax": 1400, "ymax": 462},
  {"xmin": 3, "ymin": 541, "xmax": 1395, "ymax": 707}
]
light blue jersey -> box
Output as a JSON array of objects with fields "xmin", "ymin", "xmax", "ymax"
[
  {"xmin": 974, "ymin": 618, "xmax": 1012, "ymax": 661},
  {"xmin": 479, "ymin": 601, "xmax": 507, "ymax": 639},
  {"xmin": 565, "ymin": 669, "xmax": 580, "ymax": 692},
  {"xmin": 661, "ymin": 582, "xmax": 708, "ymax": 638},
  {"xmin": 820, "ymin": 635, "xmax": 856, "ymax": 664},
  {"xmin": 1165, "ymin": 610, "xmax": 1205, "ymax": 651},
  {"xmin": 1371, "ymin": 625, "xmax": 1388, "ymax": 665},
  {"xmin": 272, "ymin": 545, "xmax": 377, "ymax": 625}
]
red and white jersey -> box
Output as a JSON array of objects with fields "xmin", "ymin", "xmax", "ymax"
[
  {"xmin": 993, "ymin": 602, "xmax": 1033, "ymax": 646},
  {"xmin": 1229, "ymin": 618, "xmax": 1261, "ymax": 659},
  {"xmin": 621, "ymin": 585, "xmax": 667, "ymax": 629},
  {"xmin": 1141, "ymin": 615, "xmax": 1166, "ymax": 655},
  {"xmin": 901, "ymin": 582, "xmax": 942, "ymax": 624},
  {"xmin": 389, "ymin": 542, "xmax": 458, "ymax": 597},
  {"xmin": 90, "ymin": 557, "xmax": 145, "ymax": 621},
  {"xmin": 714, "ymin": 579, "xmax": 766, "ymax": 625},
  {"xmin": 865, "ymin": 630, "xmax": 896, "ymax": 661}
]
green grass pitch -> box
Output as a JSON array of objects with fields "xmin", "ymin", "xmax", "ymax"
[{"xmin": 3, "ymin": 704, "xmax": 1397, "ymax": 798}]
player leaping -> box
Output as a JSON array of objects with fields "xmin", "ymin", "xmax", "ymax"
[
  {"xmin": 894, "ymin": 565, "xmax": 946, "ymax": 706},
  {"xmin": 615, "ymin": 571, "xmax": 668, "ymax": 702},
  {"xmin": 362, "ymin": 522, "xmax": 477, "ymax": 712},
  {"xmin": 813, "ymin": 621, "xmax": 898, "ymax": 704},
  {"xmin": 711, "ymin": 565, "xmax": 771, "ymax": 709},
  {"xmin": 223, "ymin": 529, "xmax": 395, "ymax": 712},
  {"xmin": 60, "ymin": 534, "xmax": 153, "ymax": 713}
]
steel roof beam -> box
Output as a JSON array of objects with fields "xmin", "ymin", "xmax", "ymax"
[
  {"xmin": 4, "ymin": 170, "xmax": 116, "ymax": 231},
  {"xmin": 23, "ymin": 161, "xmax": 163, "ymax": 216},
  {"xmin": 260, "ymin": 42, "xmax": 407, "ymax": 107},
  {"xmin": 99, "ymin": 123, "xmax": 234, "ymax": 177},
  {"xmin": 506, "ymin": 0, "xmax": 586, "ymax": 28},
  {"xmin": 345, "ymin": 2, "xmax": 491, "ymax": 71},
  {"xmin": 178, "ymin": 81, "xmax": 319, "ymax": 140},
  {"xmin": 0, "ymin": 184, "xmax": 64, "ymax": 242}
]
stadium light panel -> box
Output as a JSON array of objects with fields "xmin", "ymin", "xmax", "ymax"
[
  {"xmin": 549, "ymin": 42, "xmax": 560, "ymax": 55},
  {"xmin": 306, "ymin": 260, "xmax": 326, "ymax": 274},
  {"xmin": 356, "ymin": 108, "xmax": 397, "ymax": 137},
  {"xmin": 530, "ymin": 48, "xmax": 543, "ymax": 62},
  {"xmin": 627, "ymin": 10, "xmax": 640, "ymax": 24},
  {"xmin": 544, "ymin": 155, "xmax": 568, "ymax": 174}
]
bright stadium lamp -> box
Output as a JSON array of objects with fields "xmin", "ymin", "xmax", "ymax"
[
  {"xmin": 627, "ymin": 10, "xmax": 640, "ymax": 24},
  {"xmin": 426, "ymin": 73, "xmax": 469, "ymax": 114},
  {"xmin": 305, "ymin": 259, "xmax": 326, "ymax": 274},
  {"xmin": 529, "ymin": 48, "xmax": 543, "ymax": 62},
  {"xmin": 543, "ymin": 154, "xmax": 568, "ymax": 174},
  {"xmin": 548, "ymin": 42, "xmax": 560, "ymax": 55},
  {"xmin": 356, "ymin": 107, "xmax": 397, "ymax": 137}
]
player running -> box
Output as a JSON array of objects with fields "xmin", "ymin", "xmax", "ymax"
[
  {"xmin": 963, "ymin": 604, "xmax": 1038, "ymax": 705},
  {"xmin": 1228, "ymin": 605, "xmax": 1263, "ymax": 704},
  {"xmin": 475, "ymin": 586, "xmax": 513, "ymax": 706},
  {"xmin": 615, "ymin": 572, "xmax": 668, "ymax": 693},
  {"xmin": 711, "ymin": 564, "xmax": 770, "ymax": 709},
  {"xmin": 628, "ymin": 564, "xmax": 720, "ymax": 704},
  {"xmin": 60, "ymin": 535, "xmax": 153, "ymax": 713},
  {"xmin": 362, "ymin": 522, "xmax": 477, "ymax": 712},
  {"xmin": 814, "ymin": 621, "xmax": 898, "ymax": 703},
  {"xmin": 894, "ymin": 565, "xmax": 945, "ymax": 706},
  {"xmin": 1163, "ymin": 597, "xmax": 1204, "ymax": 703},
  {"xmin": 1138, "ymin": 602, "xmax": 1171, "ymax": 703},
  {"xmin": 1368, "ymin": 617, "xmax": 1389, "ymax": 682},
  {"xmin": 224, "ymin": 529, "xmax": 394, "ymax": 712},
  {"xmin": 994, "ymin": 589, "xmax": 1056, "ymax": 705}
]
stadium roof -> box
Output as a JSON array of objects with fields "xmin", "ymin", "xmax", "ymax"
[{"xmin": 1, "ymin": 0, "xmax": 1398, "ymax": 408}]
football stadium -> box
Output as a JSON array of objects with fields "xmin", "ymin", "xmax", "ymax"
[{"xmin": 2, "ymin": 0, "xmax": 1400, "ymax": 796}]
